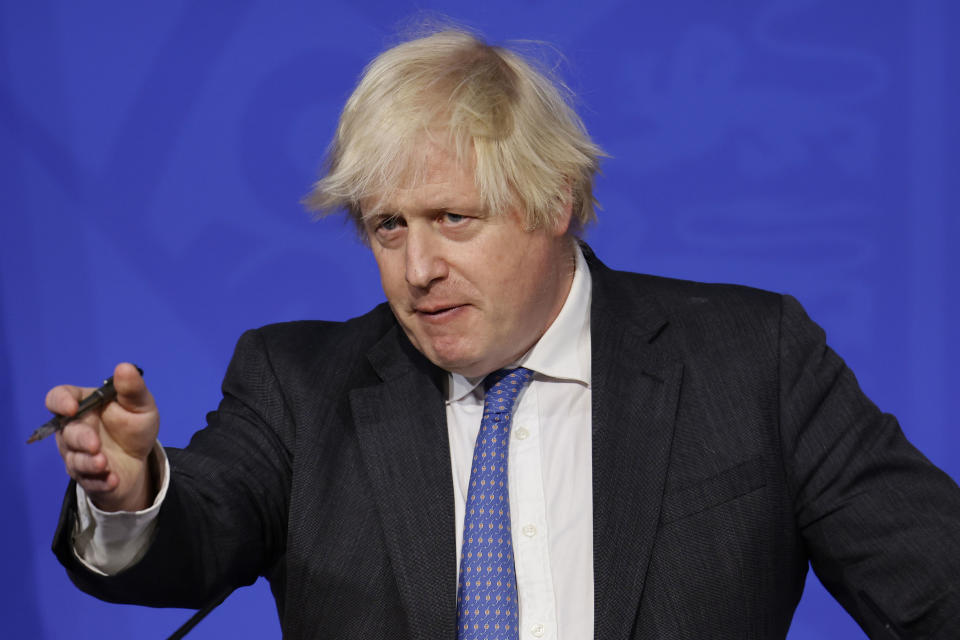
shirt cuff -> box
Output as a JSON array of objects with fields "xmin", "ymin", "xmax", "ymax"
[{"xmin": 72, "ymin": 441, "xmax": 170, "ymax": 576}]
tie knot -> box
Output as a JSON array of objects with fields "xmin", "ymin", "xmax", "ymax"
[
  {"xmin": 482, "ymin": 368, "xmax": 533, "ymax": 414},
  {"xmin": 484, "ymin": 367, "xmax": 533, "ymax": 391}
]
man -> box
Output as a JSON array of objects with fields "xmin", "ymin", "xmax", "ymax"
[{"xmin": 48, "ymin": 28, "xmax": 960, "ymax": 639}]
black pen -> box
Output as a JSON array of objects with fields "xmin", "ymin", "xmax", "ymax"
[{"xmin": 27, "ymin": 366, "xmax": 143, "ymax": 444}]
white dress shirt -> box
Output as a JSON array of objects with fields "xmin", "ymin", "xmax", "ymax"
[{"xmin": 75, "ymin": 246, "xmax": 595, "ymax": 640}]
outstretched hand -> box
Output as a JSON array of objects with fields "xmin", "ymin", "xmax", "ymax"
[{"xmin": 46, "ymin": 363, "xmax": 160, "ymax": 512}]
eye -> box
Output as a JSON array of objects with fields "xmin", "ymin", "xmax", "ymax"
[
  {"xmin": 376, "ymin": 215, "xmax": 405, "ymax": 232},
  {"xmin": 366, "ymin": 214, "xmax": 406, "ymax": 247},
  {"xmin": 441, "ymin": 212, "xmax": 467, "ymax": 225}
]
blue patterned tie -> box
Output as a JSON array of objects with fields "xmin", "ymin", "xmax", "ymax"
[{"xmin": 457, "ymin": 367, "xmax": 533, "ymax": 640}]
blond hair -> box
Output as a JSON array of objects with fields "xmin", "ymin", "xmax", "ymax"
[{"xmin": 304, "ymin": 28, "xmax": 605, "ymax": 234}]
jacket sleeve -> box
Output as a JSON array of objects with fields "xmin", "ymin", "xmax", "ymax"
[
  {"xmin": 778, "ymin": 294, "xmax": 960, "ymax": 638},
  {"xmin": 52, "ymin": 328, "xmax": 294, "ymax": 608}
]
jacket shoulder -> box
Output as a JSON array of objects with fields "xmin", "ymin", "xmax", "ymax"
[
  {"xmin": 253, "ymin": 303, "xmax": 395, "ymax": 351},
  {"xmin": 599, "ymin": 265, "xmax": 786, "ymax": 332},
  {"xmin": 227, "ymin": 303, "xmax": 396, "ymax": 389}
]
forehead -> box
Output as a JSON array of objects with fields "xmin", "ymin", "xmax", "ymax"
[{"xmin": 362, "ymin": 143, "xmax": 483, "ymax": 215}]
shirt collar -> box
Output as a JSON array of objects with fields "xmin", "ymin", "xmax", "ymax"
[{"xmin": 447, "ymin": 242, "xmax": 593, "ymax": 403}]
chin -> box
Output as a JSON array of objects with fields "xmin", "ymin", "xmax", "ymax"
[
  {"xmin": 427, "ymin": 351, "xmax": 477, "ymax": 375},
  {"xmin": 423, "ymin": 343, "xmax": 487, "ymax": 377}
]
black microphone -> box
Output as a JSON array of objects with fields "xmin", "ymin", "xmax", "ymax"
[{"xmin": 166, "ymin": 584, "xmax": 235, "ymax": 640}]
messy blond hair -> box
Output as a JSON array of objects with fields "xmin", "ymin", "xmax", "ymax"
[{"xmin": 304, "ymin": 27, "xmax": 605, "ymax": 234}]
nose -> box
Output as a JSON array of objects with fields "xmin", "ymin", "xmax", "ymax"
[{"xmin": 404, "ymin": 225, "xmax": 448, "ymax": 289}]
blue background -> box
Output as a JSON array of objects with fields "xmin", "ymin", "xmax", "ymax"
[{"xmin": 2, "ymin": 1, "xmax": 957, "ymax": 638}]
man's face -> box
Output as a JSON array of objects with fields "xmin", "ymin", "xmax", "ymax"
[{"xmin": 364, "ymin": 149, "xmax": 575, "ymax": 378}]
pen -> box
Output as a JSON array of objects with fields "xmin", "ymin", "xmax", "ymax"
[{"xmin": 27, "ymin": 366, "xmax": 143, "ymax": 444}]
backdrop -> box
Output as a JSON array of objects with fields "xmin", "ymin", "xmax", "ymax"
[{"xmin": 2, "ymin": 1, "xmax": 957, "ymax": 638}]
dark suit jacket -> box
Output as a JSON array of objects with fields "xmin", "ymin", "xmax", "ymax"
[{"xmin": 54, "ymin": 249, "xmax": 960, "ymax": 639}]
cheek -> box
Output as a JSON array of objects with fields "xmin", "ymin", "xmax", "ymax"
[
  {"xmin": 491, "ymin": 248, "xmax": 557, "ymax": 323},
  {"xmin": 490, "ymin": 243, "xmax": 544, "ymax": 291},
  {"xmin": 373, "ymin": 251, "xmax": 403, "ymax": 296}
]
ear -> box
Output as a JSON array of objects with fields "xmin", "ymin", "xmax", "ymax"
[{"xmin": 549, "ymin": 180, "xmax": 575, "ymax": 237}]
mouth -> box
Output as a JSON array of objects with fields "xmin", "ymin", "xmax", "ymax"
[{"xmin": 414, "ymin": 304, "xmax": 468, "ymax": 322}]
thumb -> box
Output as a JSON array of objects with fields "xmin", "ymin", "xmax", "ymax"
[{"xmin": 112, "ymin": 362, "xmax": 154, "ymax": 413}]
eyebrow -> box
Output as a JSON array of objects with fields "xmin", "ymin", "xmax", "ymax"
[
  {"xmin": 364, "ymin": 204, "xmax": 486, "ymax": 219},
  {"xmin": 425, "ymin": 206, "xmax": 485, "ymax": 216}
]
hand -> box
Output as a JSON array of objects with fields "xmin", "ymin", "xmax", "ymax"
[{"xmin": 47, "ymin": 363, "xmax": 160, "ymax": 512}]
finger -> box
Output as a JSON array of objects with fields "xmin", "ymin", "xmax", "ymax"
[
  {"xmin": 112, "ymin": 362, "xmax": 155, "ymax": 413},
  {"xmin": 76, "ymin": 472, "xmax": 120, "ymax": 496},
  {"xmin": 59, "ymin": 420, "xmax": 102, "ymax": 455},
  {"xmin": 45, "ymin": 385, "xmax": 95, "ymax": 417},
  {"xmin": 55, "ymin": 431, "xmax": 67, "ymax": 459},
  {"xmin": 65, "ymin": 450, "xmax": 108, "ymax": 475}
]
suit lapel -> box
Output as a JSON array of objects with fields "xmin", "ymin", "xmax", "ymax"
[
  {"xmin": 350, "ymin": 327, "xmax": 457, "ymax": 640},
  {"xmin": 589, "ymin": 257, "xmax": 683, "ymax": 640}
]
